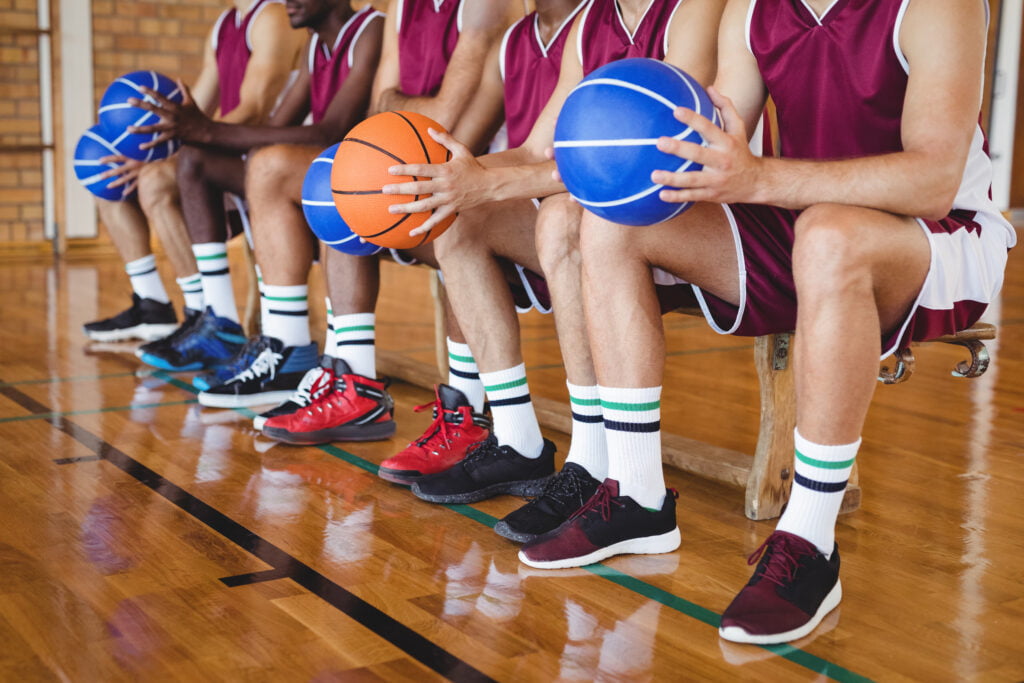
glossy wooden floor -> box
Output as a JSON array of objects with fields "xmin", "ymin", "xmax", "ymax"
[{"xmin": 1, "ymin": 226, "xmax": 1023, "ymax": 681}]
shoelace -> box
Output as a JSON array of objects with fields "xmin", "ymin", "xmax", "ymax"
[
  {"xmin": 305, "ymin": 376, "xmax": 351, "ymax": 416},
  {"xmin": 289, "ymin": 366, "xmax": 333, "ymax": 405},
  {"xmin": 218, "ymin": 337, "xmax": 266, "ymax": 376},
  {"xmin": 746, "ymin": 533, "xmax": 810, "ymax": 588},
  {"xmin": 533, "ymin": 466, "xmax": 590, "ymax": 509},
  {"xmin": 409, "ymin": 389, "xmax": 463, "ymax": 452},
  {"xmin": 230, "ymin": 346, "xmax": 282, "ymax": 383},
  {"xmin": 569, "ymin": 482, "xmax": 622, "ymax": 522}
]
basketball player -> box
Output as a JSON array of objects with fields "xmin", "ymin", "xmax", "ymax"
[
  {"xmin": 84, "ymin": 0, "xmax": 303, "ymax": 350},
  {"xmin": 381, "ymin": 0, "xmax": 720, "ymax": 540},
  {"xmin": 531, "ymin": 0, "xmax": 1012, "ymax": 645},
  {"xmin": 249, "ymin": 0, "xmax": 522, "ymax": 446},
  {"xmin": 127, "ymin": 0, "xmax": 385, "ymax": 410}
]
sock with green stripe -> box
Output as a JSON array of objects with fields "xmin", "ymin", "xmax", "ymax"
[
  {"xmin": 599, "ymin": 385, "xmax": 665, "ymax": 510},
  {"xmin": 446, "ymin": 338, "xmax": 484, "ymax": 413},
  {"xmin": 125, "ymin": 254, "xmax": 169, "ymax": 303},
  {"xmin": 333, "ymin": 313, "xmax": 375, "ymax": 377},
  {"xmin": 775, "ymin": 428, "xmax": 859, "ymax": 557},
  {"xmin": 192, "ymin": 242, "xmax": 238, "ymax": 322},
  {"xmin": 565, "ymin": 381, "xmax": 607, "ymax": 480},
  {"xmin": 261, "ymin": 283, "xmax": 310, "ymax": 347},
  {"xmin": 480, "ymin": 364, "xmax": 543, "ymax": 458},
  {"xmin": 323, "ymin": 298, "xmax": 336, "ymax": 358},
  {"xmin": 176, "ymin": 273, "xmax": 204, "ymax": 311}
]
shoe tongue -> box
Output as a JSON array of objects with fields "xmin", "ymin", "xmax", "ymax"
[
  {"xmin": 261, "ymin": 335, "xmax": 284, "ymax": 352},
  {"xmin": 331, "ymin": 357, "xmax": 353, "ymax": 377},
  {"xmin": 319, "ymin": 354, "xmax": 334, "ymax": 370},
  {"xmin": 601, "ymin": 478, "xmax": 621, "ymax": 497},
  {"xmin": 437, "ymin": 383, "xmax": 470, "ymax": 411},
  {"xmin": 183, "ymin": 307, "xmax": 201, "ymax": 319}
]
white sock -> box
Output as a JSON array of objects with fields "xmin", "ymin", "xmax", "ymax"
[
  {"xmin": 446, "ymin": 338, "xmax": 484, "ymax": 412},
  {"xmin": 192, "ymin": 242, "xmax": 238, "ymax": 322},
  {"xmin": 176, "ymin": 273, "xmax": 204, "ymax": 311},
  {"xmin": 565, "ymin": 381, "xmax": 607, "ymax": 480},
  {"xmin": 125, "ymin": 254, "xmax": 169, "ymax": 303},
  {"xmin": 775, "ymin": 428, "xmax": 860, "ymax": 556},
  {"xmin": 324, "ymin": 297, "xmax": 335, "ymax": 358},
  {"xmin": 261, "ymin": 283, "xmax": 310, "ymax": 347},
  {"xmin": 333, "ymin": 313, "xmax": 375, "ymax": 377},
  {"xmin": 480, "ymin": 364, "xmax": 543, "ymax": 458},
  {"xmin": 600, "ymin": 385, "xmax": 665, "ymax": 510}
]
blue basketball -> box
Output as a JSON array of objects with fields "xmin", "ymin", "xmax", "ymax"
[
  {"xmin": 303, "ymin": 144, "xmax": 383, "ymax": 256},
  {"xmin": 553, "ymin": 58, "xmax": 721, "ymax": 226},
  {"xmin": 73, "ymin": 125, "xmax": 137, "ymax": 201},
  {"xmin": 98, "ymin": 70, "xmax": 183, "ymax": 161}
]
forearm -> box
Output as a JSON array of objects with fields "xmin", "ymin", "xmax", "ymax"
[
  {"xmin": 181, "ymin": 120, "xmax": 335, "ymax": 153},
  {"xmin": 475, "ymin": 159, "xmax": 564, "ymax": 204},
  {"xmin": 754, "ymin": 151, "xmax": 960, "ymax": 220}
]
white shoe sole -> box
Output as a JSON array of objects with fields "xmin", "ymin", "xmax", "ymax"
[
  {"xmin": 85, "ymin": 323, "xmax": 178, "ymax": 342},
  {"xmin": 517, "ymin": 527, "xmax": 681, "ymax": 569},
  {"xmin": 718, "ymin": 580, "xmax": 842, "ymax": 644},
  {"xmin": 197, "ymin": 389, "xmax": 296, "ymax": 409}
]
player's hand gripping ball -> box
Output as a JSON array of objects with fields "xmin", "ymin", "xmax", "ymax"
[
  {"xmin": 553, "ymin": 58, "xmax": 721, "ymax": 225},
  {"xmin": 98, "ymin": 70, "xmax": 183, "ymax": 161},
  {"xmin": 73, "ymin": 125, "xmax": 136, "ymax": 201},
  {"xmin": 331, "ymin": 111, "xmax": 456, "ymax": 250}
]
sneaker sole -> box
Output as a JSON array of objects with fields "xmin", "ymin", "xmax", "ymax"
[
  {"xmin": 717, "ymin": 580, "xmax": 842, "ymax": 645},
  {"xmin": 377, "ymin": 467, "xmax": 422, "ymax": 486},
  {"xmin": 493, "ymin": 521, "xmax": 539, "ymax": 544},
  {"xmin": 137, "ymin": 352, "xmax": 205, "ymax": 372},
  {"xmin": 412, "ymin": 475, "xmax": 553, "ymax": 505},
  {"xmin": 85, "ymin": 323, "xmax": 178, "ymax": 343},
  {"xmin": 262, "ymin": 420, "xmax": 397, "ymax": 445},
  {"xmin": 517, "ymin": 527, "xmax": 681, "ymax": 569},
  {"xmin": 198, "ymin": 389, "xmax": 298, "ymax": 409}
]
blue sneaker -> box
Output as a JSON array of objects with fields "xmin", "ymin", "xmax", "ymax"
[
  {"xmin": 197, "ymin": 335, "xmax": 319, "ymax": 408},
  {"xmin": 192, "ymin": 334, "xmax": 266, "ymax": 391},
  {"xmin": 138, "ymin": 307, "xmax": 246, "ymax": 372}
]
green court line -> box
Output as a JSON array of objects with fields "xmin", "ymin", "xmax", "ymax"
[
  {"xmin": 0, "ymin": 371, "xmax": 139, "ymax": 387},
  {"xmin": 143, "ymin": 371, "xmax": 871, "ymax": 682},
  {"xmin": 0, "ymin": 399, "xmax": 198, "ymax": 424}
]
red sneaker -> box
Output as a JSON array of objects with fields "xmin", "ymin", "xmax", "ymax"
[
  {"xmin": 378, "ymin": 384, "xmax": 491, "ymax": 485},
  {"xmin": 262, "ymin": 358, "xmax": 396, "ymax": 445}
]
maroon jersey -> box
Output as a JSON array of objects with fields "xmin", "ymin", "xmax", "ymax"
[
  {"xmin": 212, "ymin": 0, "xmax": 282, "ymax": 116},
  {"xmin": 396, "ymin": 0, "xmax": 463, "ymax": 96},
  {"xmin": 577, "ymin": 0, "xmax": 683, "ymax": 75},
  {"xmin": 500, "ymin": 4, "xmax": 586, "ymax": 147},
  {"xmin": 308, "ymin": 6, "xmax": 383, "ymax": 124}
]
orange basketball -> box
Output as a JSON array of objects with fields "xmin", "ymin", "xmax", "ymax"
[{"xmin": 331, "ymin": 111, "xmax": 456, "ymax": 250}]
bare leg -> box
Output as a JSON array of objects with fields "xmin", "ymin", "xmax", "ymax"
[
  {"xmin": 136, "ymin": 157, "xmax": 197, "ymax": 279},
  {"xmin": 246, "ymin": 145, "xmax": 319, "ymax": 286},
  {"xmin": 96, "ymin": 197, "xmax": 151, "ymax": 262},
  {"xmin": 791, "ymin": 204, "xmax": 930, "ymax": 444},
  {"xmin": 176, "ymin": 145, "xmax": 246, "ymax": 244}
]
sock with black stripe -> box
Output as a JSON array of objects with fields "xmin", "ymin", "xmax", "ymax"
[
  {"xmin": 775, "ymin": 428, "xmax": 859, "ymax": 556},
  {"xmin": 600, "ymin": 385, "xmax": 665, "ymax": 510},
  {"xmin": 334, "ymin": 312, "xmax": 375, "ymax": 377},
  {"xmin": 192, "ymin": 242, "xmax": 238, "ymax": 322},
  {"xmin": 125, "ymin": 254, "xmax": 169, "ymax": 303},
  {"xmin": 446, "ymin": 338, "xmax": 485, "ymax": 413},
  {"xmin": 262, "ymin": 283, "xmax": 310, "ymax": 347},
  {"xmin": 565, "ymin": 381, "xmax": 607, "ymax": 480},
  {"xmin": 176, "ymin": 273, "xmax": 204, "ymax": 312},
  {"xmin": 480, "ymin": 364, "xmax": 543, "ymax": 458}
]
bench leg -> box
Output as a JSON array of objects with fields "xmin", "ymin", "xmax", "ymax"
[
  {"xmin": 242, "ymin": 241, "xmax": 260, "ymax": 338},
  {"xmin": 746, "ymin": 333, "xmax": 862, "ymax": 521},
  {"xmin": 430, "ymin": 269, "xmax": 448, "ymax": 382}
]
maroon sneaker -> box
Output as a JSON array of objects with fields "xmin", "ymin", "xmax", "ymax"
[
  {"xmin": 718, "ymin": 531, "xmax": 842, "ymax": 644},
  {"xmin": 517, "ymin": 479, "xmax": 680, "ymax": 569}
]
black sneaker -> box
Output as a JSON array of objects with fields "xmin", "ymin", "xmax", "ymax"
[
  {"xmin": 136, "ymin": 307, "xmax": 202, "ymax": 358},
  {"xmin": 197, "ymin": 335, "xmax": 319, "ymax": 408},
  {"xmin": 410, "ymin": 435, "xmax": 556, "ymax": 504},
  {"xmin": 253, "ymin": 355, "xmax": 336, "ymax": 430},
  {"xmin": 518, "ymin": 479, "xmax": 681, "ymax": 569},
  {"xmin": 83, "ymin": 293, "xmax": 177, "ymax": 342},
  {"xmin": 494, "ymin": 463, "xmax": 601, "ymax": 543},
  {"xmin": 718, "ymin": 531, "xmax": 842, "ymax": 644}
]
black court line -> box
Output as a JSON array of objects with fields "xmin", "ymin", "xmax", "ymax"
[
  {"xmin": 53, "ymin": 455, "xmax": 102, "ymax": 465},
  {"xmin": 0, "ymin": 382, "xmax": 493, "ymax": 683}
]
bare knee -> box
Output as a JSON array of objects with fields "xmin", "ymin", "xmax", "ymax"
[
  {"xmin": 535, "ymin": 194, "xmax": 583, "ymax": 277},
  {"xmin": 579, "ymin": 207, "xmax": 636, "ymax": 270},
  {"xmin": 433, "ymin": 205, "xmax": 491, "ymax": 268},
  {"xmin": 245, "ymin": 145, "xmax": 301, "ymax": 198},
  {"xmin": 793, "ymin": 203, "xmax": 875, "ymax": 295},
  {"xmin": 136, "ymin": 159, "xmax": 178, "ymax": 214}
]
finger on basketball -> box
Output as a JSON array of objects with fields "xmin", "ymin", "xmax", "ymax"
[
  {"xmin": 382, "ymin": 180, "xmax": 433, "ymax": 196},
  {"xmin": 674, "ymin": 106, "xmax": 723, "ymax": 142},
  {"xmin": 388, "ymin": 163, "xmax": 437, "ymax": 178},
  {"xmin": 652, "ymin": 169, "xmax": 703, "ymax": 189},
  {"xmin": 708, "ymin": 86, "xmax": 744, "ymax": 135},
  {"xmin": 408, "ymin": 207, "xmax": 452, "ymax": 236},
  {"xmin": 656, "ymin": 138, "xmax": 708, "ymax": 166},
  {"xmin": 388, "ymin": 194, "xmax": 442, "ymax": 215}
]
